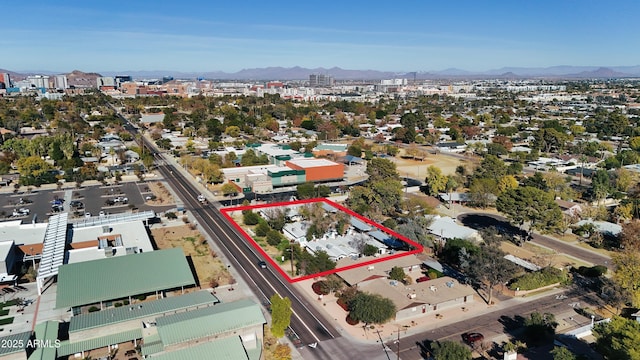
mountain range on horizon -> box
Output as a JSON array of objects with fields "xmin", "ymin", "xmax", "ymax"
[{"xmin": 3, "ymin": 65, "xmax": 640, "ymax": 81}]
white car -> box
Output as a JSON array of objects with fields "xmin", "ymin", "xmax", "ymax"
[
  {"xmin": 84, "ymin": 212, "xmax": 91, "ymax": 218},
  {"xmin": 12, "ymin": 208, "xmax": 29, "ymax": 217}
]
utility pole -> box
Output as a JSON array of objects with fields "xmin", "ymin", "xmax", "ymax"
[
  {"xmin": 374, "ymin": 329, "xmax": 392, "ymax": 360},
  {"xmin": 290, "ymin": 241, "xmax": 295, "ymax": 276}
]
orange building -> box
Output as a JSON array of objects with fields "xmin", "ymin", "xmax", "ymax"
[{"xmin": 285, "ymin": 158, "xmax": 344, "ymax": 182}]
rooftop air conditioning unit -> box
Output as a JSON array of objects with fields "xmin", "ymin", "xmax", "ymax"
[{"xmin": 408, "ymin": 293, "xmax": 417, "ymax": 299}]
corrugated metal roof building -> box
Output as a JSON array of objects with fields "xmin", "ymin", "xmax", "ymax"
[{"xmin": 56, "ymin": 248, "xmax": 196, "ymax": 309}]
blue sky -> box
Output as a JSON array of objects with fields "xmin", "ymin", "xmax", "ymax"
[{"xmin": 2, "ymin": 1, "xmax": 638, "ymax": 73}]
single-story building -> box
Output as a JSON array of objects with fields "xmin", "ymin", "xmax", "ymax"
[
  {"xmin": 427, "ymin": 215, "xmax": 482, "ymax": 242},
  {"xmin": 358, "ymin": 276, "xmax": 476, "ymax": 321},
  {"xmin": 55, "ymin": 248, "xmax": 197, "ymax": 312}
]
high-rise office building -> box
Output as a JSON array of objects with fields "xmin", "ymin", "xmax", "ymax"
[
  {"xmin": 309, "ymin": 74, "xmax": 334, "ymax": 87},
  {"xmin": 54, "ymin": 75, "xmax": 68, "ymax": 89},
  {"xmin": 27, "ymin": 75, "xmax": 50, "ymax": 89},
  {"xmin": 0, "ymin": 73, "xmax": 11, "ymax": 88}
]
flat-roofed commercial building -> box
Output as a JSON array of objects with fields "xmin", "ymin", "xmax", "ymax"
[
  {"xmin": 68, "ymin": 221, "xmax": 154, "ymax": 264},
  {"xmin": 286, "ymin": 158, "xmax": 344, "ymax": 182}
]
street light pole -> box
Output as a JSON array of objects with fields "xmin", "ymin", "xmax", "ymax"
[{"xmin": 290, "ymin": 241, "xmax": 295, "ymax": 276}]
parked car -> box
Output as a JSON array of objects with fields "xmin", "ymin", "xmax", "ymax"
[
  {"xmin": 13, "ymin": 208, "xmax": 30, "ymax": 217},
  {"xmin": 462, "ymin": 332, "xmax": 484, "ymax": 345},
  {"xmin": 416, "ymin": 276, "xmax": 430, "ymax": 283},
  {"xmin": 70, "ymin": 200, "xmax": 83, "ymax": 209},
  {"xmin": 84, "ymin": 212, "xmax": 91, "ymax": 218}
]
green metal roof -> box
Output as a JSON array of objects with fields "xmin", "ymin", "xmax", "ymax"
[
  {"xmin": 28, "ymin": 321, "xmax": 59, "ymax": 360},
  {"xmin": 57, "ymin": 329, "xmax": 143, "ymax": 357},
  {"xmin": 0, "ymin": 331, "xmax": 31, "ymax": 356},
  {"xmin": 147, "ymin": 336, "xmax": 249, "ymax": 360},
  {"xmin": 70, "ymin": 291, "xmax": 219, "ymax": 332},
  {"xmin": 56, "ymin": 248, "xmax": 196, "ymax": 309},
  {"xmin": 316, "ymin": 143, "xmax": 348, "ymax": 151},
  {"xmin": 141, "ymin": 333, "xmax": 164, "ymax": 356},
  {"xmin": 268, "ymin": 168, "xmax": 304, "ymax": 177},
  {"xmin": 155, "ymin": 299, "xmax": 265, "ymax": 346}
]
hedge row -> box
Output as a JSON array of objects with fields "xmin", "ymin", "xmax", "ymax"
[{"xmin": 509, "ymin": 267, "xmax": 567, "ymax": 291}]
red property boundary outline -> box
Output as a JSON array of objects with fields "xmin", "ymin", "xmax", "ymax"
[{"xmin": 220, "ymin": 198, "xmax": 423, "ymax": 283}]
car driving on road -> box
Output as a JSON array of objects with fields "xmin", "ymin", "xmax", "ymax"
[{"xmin": 462, "ymin": 332, "xmax": 484, "ymax": 345}]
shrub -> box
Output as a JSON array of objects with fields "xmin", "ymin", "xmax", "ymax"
[
  {"xmin": 346, "ymin": 314, "xmax": 359, "ymax": 325},
  {"xmin": 165, "ymin": 212, "xmax": 177, "ymax": 219},
  {"xmin": 255, "ymin": 221, "xmax": 270, "ymax": 237},
  {"xmin": 136, "ymin": 294, "xmax": 147, "ymax": 301},
  {"xmin": 123, "ymin": 300, "xmax": 130, "ymax": 305},
  {"xmin": 509, "ymin": 267, "xmax": 567, "ymax": 291},
  {"xmin": 312, "ymin": 281, "xmax": 330, "ymax": 296},
  {"xmin": 266, "ymin": 230, "xmax": 282, "ymax": 246},
  {"xmin": 114, "ymin": 302, "xmax": 123, "ymax": 308},
  {"xmin": 0, "ymin": 317, "xmax": 14, "ymax": 325},
  {"xmin": 88, "ymin": 306, "xmax": 99, "ymax": 313},
  {"xmin": 572, "ymin": 265, "xmax": 607, "ymax": 278},
  {"xmin": 362, "ymin": 244, "xmax": 379, "ymax": 257},
  {"xmin": 427, "ymin": 270, "xmax": 440, "ymax": 279},
  {"xmin": 337, "ymin": 297, "xmax": 349, "ymax": 311},
  {"xmin": 243, "ymin": 211, "xmax": 260, "ymax": 225}
]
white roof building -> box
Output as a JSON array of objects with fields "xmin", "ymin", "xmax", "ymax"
[
  {"xmin": 427, "ymin": 215, "xmax": 481, "ymax": 242},
  {"xmin": 67, "ymin": 221, "xmax": 154, "ymax": 264}
]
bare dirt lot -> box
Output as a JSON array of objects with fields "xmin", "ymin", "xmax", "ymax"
[
  {"xmin": 145, "ymin": 181, "xmax": 175, "ymax": 206},
  {"xmin": 151, "ymin": 224, "xmax": 233, "ymax": 287},
  {"xmin": 392, "ymin": 151, "xmax": 478, "ymax": 178}
]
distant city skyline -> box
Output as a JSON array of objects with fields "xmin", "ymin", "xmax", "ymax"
[{"xmin": 2, "ymin": 1, "xmax": 638, "ymax": 73}]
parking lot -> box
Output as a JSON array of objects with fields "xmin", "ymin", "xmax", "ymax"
[{"xmin": 0, "ymin": 181, "xmax": 176, "ymax": 223}]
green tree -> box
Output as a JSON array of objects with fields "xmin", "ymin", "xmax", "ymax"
[
  {"xmin": 612, "ymin": 252, "xmax": 640, "ymax": 307},
  {"xmin": 348, "ymin": 292, "xmax": 396, "ymax": 324},
  {"xmin": 388, "ymin": 266, "xmax": 406, "ymax": 283},
  {"xmin": 424, "ymin": 165, "xmax": 447, "ymax": 196},
  {"xmin": 551, "ymin": 346, "xmax": 577, "ymax": 360},
  {"xmin": 395, "ymin": 217, "xmax": 434, "ymax": 248},
  {"xmin": 467, "ymin": 245, "xmax": 519, "ymax": 305},
  {"xmin": 431, "ymin": 340, "xmax": 472, "ymax": 360},
  {"xmin": 255, "ymin": 221, "xmax": 271, "ymax": 237},
  {"xmin": 593, "ymin": 316, "xmax": 640, "ymax": 360},
  {"xmin": 270, "ymin": 294, "xmax": 292, "ymax": 338},
  {"xmin": 243, "ymin": 211, "xmax": 260, "ymax": 225},
  {"xmin": 296, "ymin": 182, "xmax": 315, "ymax": 199},
  {"xmin": 366, "ymin": 158, "xmax": 399, "ymax": 183},
  {"xmin": 468, "ymin": 177, "xmax": 499, "ymax": 208},
  {"xmin": 496, "ymin": 186, "xmax": 562, "ymax": 236},
  {"xmin": 266, "ymin": 229, "xmax": 283, "ymax": 246},
  {"xmin": 16, "ymin": 155, "xmax": 52, "ymax": 179},
  {"xmin": 524, "ymin": 312, "xmax": 557, "ymax": 345},
  {"xmin": 221, "ymin": 183, "xmax": 238, "ymax": 196}
]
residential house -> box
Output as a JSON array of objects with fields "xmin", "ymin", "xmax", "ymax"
[{"xmin": 427, "ymin": 215, "xmax": 482, "ymax": 242}]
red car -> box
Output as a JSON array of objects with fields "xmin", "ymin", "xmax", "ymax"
[
  {"xmin": 416, "ymin": 276, "xmax": 430, "ymax": 283},
  {"xmin": 462, "ymin": 332, "xmax": 484, "ymax": 345}
]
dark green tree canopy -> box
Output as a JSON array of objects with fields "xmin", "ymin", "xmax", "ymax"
[
  {"xmin": 496, "ymin": 186, "xmax": 562, "ymax": 234},
  {"xmin": 348, "ymin": 292, "xmax": 396, "ymax": 324}
]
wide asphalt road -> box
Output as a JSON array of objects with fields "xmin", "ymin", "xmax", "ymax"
[
  {"xmin": 458, "ymin": 213, "xmax": 612, "ymax": 269},
  {"xmin": 152, "ymin": 154, "xmax": 349, "ymax": 359},
  {"xmin": 388, "ymin": 289, "xmax": 599, "ymax": 360}
]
